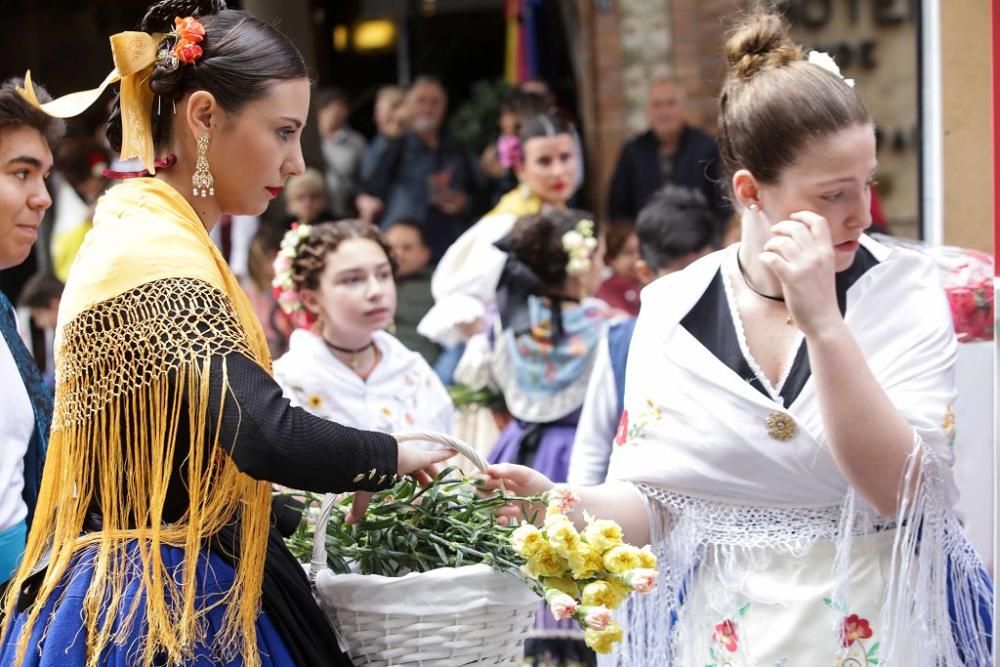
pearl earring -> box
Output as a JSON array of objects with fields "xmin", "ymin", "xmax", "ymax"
[{"xmin": 748, "ymin": 203, "xmax": 760, "ymax": 212}]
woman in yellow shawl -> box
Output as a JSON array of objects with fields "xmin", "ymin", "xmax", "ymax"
[{"xmin": 0, "ymin": 2, "xmax": 451, "ymax": 666}]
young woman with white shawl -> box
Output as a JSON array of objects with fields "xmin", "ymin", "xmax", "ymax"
[{"xmin": 482, "ymin": 10, "xmax": 992, "ymax": 666}]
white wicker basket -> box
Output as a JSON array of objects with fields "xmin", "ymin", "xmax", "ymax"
[{"xmin": 309, "ymin": 432, "xmax": 539, "ymax": 666}]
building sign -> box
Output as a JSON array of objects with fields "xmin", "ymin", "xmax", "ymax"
[{"xmin": 780, "ymin": 0, "xmax": 920, "ymax": 238}]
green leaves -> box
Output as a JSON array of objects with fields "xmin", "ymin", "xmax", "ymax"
[
  {"xmin": 283, "ymin": 467, "xmax": 539, "ymax": 578},
  {"xmin": 447, "ymin": 384, "xmax": 506, "ymax": 411}
]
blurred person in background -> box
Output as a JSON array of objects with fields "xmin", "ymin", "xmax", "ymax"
[
  {"xmin": 355, "ymin": 85, "xmax": 405, "ymax": 226},
  {"xmin": 608, "ymin": 77, "xmax": 729, "ymax": 231},
  {"xmin": 418, "ymin": 111, "xmax": 579, "ymax": 384},
  {"xmin": 384, "ymin": 219, "xmax": 439, "ymax": 365},
  {"xmin": 47, "ymin": 137, "xmax": 110, "ymax": 281},
  {"xmin": 480, "ymin": 88, "xmax": 548, "ymax": 207},
  {"xmin": 283, "ymin": 167, "xmax": 332, "ymax": 226},
  {"xmin": 595, "ymin": 222, "xmax": 643, "ymax": 316},
  {"xmin": 316, "ymin": 86, "xmax": 366, "ymax": 218},
  {"xmin": 17, "ymin": 272, "xmax": 64, "ymax": 390},
  {"xmin": 360, "ymin": 76, "xmax": 480, "ymax": 262}
]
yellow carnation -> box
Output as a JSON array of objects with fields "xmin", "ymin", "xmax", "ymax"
[
  {"xmin": 638, "ymin": 546, "xmax": 657, "ymax": 569},
  {"xmin": 525, "ymin": 542, "xmax": 569, "ymax": 578},
  {"xmin": 582, "ymin": 519, "xmax": 624, "ymax": 553},
  {"xmin": 544, "ymin": 509, "xmax": 573, "ymax": 531},
  {"xmin": 511, "ymin": 523, "xmax": 544, "ymax": 557},
  {"xmin": 542, "ymin": 575, "xmax": 580, "ymax": 599},
  {"xmin": 608, "ymin": 578, "xmax": 633, "ymax": 607},
  {"xmin": 568, "ymin": 542, "xmax": 605, "ymax": 580},
  {"xmin": 584, "ymin": 620, "xmax": 624, "ymax": 654},
  {"xmin": 547, "ymin": 519, "xmax": 582, "ymax": 559},
  {"xmin": 581, "ymin": 581, "xmax": 618, "ymax": 609},
  {"xmin": 603, "ymin": 544, "xmax": 642, "ymax": 574}
]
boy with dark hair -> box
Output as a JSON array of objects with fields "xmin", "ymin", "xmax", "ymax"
[
  {"xmin": 569, "ymin": 185, "xmax": 717, "ymax": 485},
  {"xmin": 0, "ymin": 77, "xmax": 64, "ymax": 585}
]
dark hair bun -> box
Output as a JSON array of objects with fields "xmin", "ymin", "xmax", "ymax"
[
  {"xmin": 507, "ymin": 209, "xmax": 583, "ymax": 288},
  {"xmin": 725, "ymin": 11, "xmax": 802, "ymax": 80},
  {"xmin": 107, "ymin": 0, "xmax": 305, "ymax": 156}
]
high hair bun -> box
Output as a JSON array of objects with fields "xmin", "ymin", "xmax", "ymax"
[
  {"xmin": 140, "ymin": 0, "xmax": 226, "ymax": 33},
  {"xmin": 725, "ymin": 11, "xmax": 802, "ymax": 81}
]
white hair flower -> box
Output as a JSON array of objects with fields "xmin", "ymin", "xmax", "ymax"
[
  {"xmin": 562, "ymin": 219, "xmax": 597, "ymax": 278},
  {"xmin": 807, "ymin": 50, "xmax": 855, "ymax": 88}
]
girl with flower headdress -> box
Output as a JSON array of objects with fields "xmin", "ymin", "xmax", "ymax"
[
  {"xmin": 483, "ymin": 8, "xmax": 992, "ymax": 667},
  {"xmin": 454, "ymin": 208, "xmax": 610, "ymax": 666},
  {"xmin": 271, "ymin": 220, "xmax": 454, "ymax": 444},
  {"xmin": 0, "ymin": 2, "xmax": 453, "ymax": 666}
]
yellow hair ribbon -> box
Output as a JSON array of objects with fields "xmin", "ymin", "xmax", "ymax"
[{"xmin": 17, "ymin": 31, "xmax": 162, "ymax": 173}]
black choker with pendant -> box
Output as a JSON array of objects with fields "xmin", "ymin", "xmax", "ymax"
[{"xmin": 323, "ymin": 338, "xmax": 375, "ymax": 371}]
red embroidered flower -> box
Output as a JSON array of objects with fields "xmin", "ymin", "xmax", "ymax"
[
  {"xmin": 840, "ymin": 614, "xmax": 873, "ymax": 647},
  {"xmin": 174, "ymin": 16, "xmax": 206, "ymax": 44},
  {"xmin": 712, "ymin": 619, "xmax": 739, "ymax": 653},
  {"xmin": 614, "ymin": 410, "xmax": 629, "ymax": 446},
  {"xmin": 174, "ymin": 41, "xmax": 203, "ymax": 64}
]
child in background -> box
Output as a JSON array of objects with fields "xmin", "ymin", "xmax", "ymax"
[
  {"xmin": 454, "ymin": 209, "xmax": 608, "ymax": 666},
  {"xmin": 594, "ymin": 223, "xmax": 643, "ymax": 316},
  {"xmin": 272, "ymin": 220, "xmax": 453, "ymax": 439},
  {"xmin": 284, "ymin": 168, "xmax": 332, "ymax": 226}
]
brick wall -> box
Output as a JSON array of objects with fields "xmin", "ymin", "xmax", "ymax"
[{"xmin": 578, "ymin": 0, "xmax": 740, "ymax": 219}]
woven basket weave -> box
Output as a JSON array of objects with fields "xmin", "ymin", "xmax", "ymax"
[{"xmin": 309, "ymin": 432, "xmax": 539, "ymax": 666}]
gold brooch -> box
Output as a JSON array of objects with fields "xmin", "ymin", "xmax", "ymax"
[{"xmin": 766, "ymin": 411, "xmax": 797, "ymax": 441}]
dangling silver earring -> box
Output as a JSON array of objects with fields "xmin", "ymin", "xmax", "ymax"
[{"xmin": 192, "ymin": 134, "xmax": 214, "ymax": 197}]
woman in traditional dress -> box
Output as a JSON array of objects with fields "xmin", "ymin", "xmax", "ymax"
[
  {"xmin": 456, "ymin": 208, "xmax": 609, "ymax": 666},
  {"xmin": 484, "ymin": 10, "xmax": 992, "ymax": 666},
  {"xmin": 417, "ymin": 112, "xmax": 579, "ymax": 352},
  {"xmin": 0, "ymin": 2, "xmax": 451, "ymax": 665},
  {"xmin": 272, "ymin": 220, "xmax": 453, "ymax": 437}
]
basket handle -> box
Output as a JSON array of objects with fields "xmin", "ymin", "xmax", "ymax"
[{"xmin": 308, "ymin": 431, "xmax": 488, "ymax": 581}]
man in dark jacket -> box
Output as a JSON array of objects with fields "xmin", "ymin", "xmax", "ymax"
[
  {"xmin": 360, "ymin": 77, "xmax": 480, "ymax": 263},
  {"xmin": 608, "ymin": 78, "xmax": 730, "ymax": 235}
]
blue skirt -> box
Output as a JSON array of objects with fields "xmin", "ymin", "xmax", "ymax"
[{"xmin": 0, "ymin": 543, "xmax": 297, "ymax": 666}]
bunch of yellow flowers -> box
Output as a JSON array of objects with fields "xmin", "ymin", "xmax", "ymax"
[{"xmin": 509, "ymin": 486, "xmax": 658, "ymax": 654}]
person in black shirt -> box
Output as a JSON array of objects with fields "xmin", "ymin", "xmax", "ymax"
[{"xmin": 607, "ymin": 77, "xmax": 730, "ymax": 235}]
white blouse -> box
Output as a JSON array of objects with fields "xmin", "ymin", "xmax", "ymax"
[{"xmin": 273, "ymin": 329, "xmax": 454, "ymax": 437}]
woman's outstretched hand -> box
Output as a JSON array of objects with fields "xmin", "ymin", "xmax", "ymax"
[
  {"xmin": 345, "ymin": 441, "xmax": 456, "ymax": 524},
  {"xmin": 479, "ymin": 463, "xmax": 556, "ymax": 525}
]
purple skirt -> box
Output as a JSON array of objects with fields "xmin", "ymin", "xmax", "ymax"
[{"xmin": 487, "ymin": 411, "xmax": 581, "ymax": 484}]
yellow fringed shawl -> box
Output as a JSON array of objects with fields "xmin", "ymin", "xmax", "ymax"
[{"xmin": 1, "ymin": 178, "xmax": 274, "ymax": 666}]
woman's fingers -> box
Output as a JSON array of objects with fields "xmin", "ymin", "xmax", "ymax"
[
  {"xmin": 789, "ymin": 210, "xmax": 831, "ymax": 245},
  {"xmin": 769, "ymin": 219, "xmax": 812, "ymax": 247},
  {"xmin": 345, "ymin": 491, "xmax": 373, "ymax": 525},
  {"xmin": 761, "ymin": 234, "xmax": 802, "ymax": 263}
]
